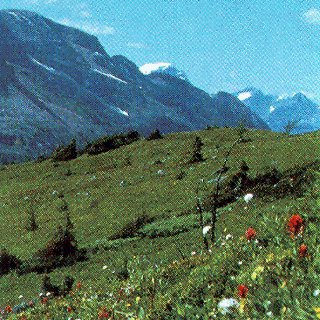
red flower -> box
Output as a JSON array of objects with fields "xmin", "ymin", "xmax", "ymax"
[
  {"xmin": 299, "ymin": 244, "xmax": 308, "ymax": 258},
  {"xmin": 5, "ymin": 305, "xmax": 12, "ymax": 313},
  {"xmin": 98, "ymin": 307, "xmax": 110, "ymax": 319},
  {"xmin": 245, "ymin": 227, "xmax": 257, "ymax": 241},
  {"xmin": 238, "ymin": 284, "xmax": 249, "ymax": 298},
  {"xmin": 76, "ymin": 281, "xmax": 82, "ymax": 290},
  {"xmin": 288, "ymin": 214, "xmax": 304, "ymax": 238},
  {"xmin": 28, "ymin": 300, "xmax": 34, "ymax": 307},
  {"xmin": 41, "ymin": 297, "xmax": 48, "ymax": 305},
  {"xmin": 67, "ymin": 306, "xmax": 72, "ymax": 313}
]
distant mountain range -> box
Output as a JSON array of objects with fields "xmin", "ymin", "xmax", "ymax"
[
  {"xmin": 0, "ymin": 9, "xmax": 268, "ymax": 162},
  {"xmin": 234, "ymin": 87, "xmax": 320, "ymax": 133}
]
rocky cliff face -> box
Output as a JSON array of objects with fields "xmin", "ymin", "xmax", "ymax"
[{"xmin": 0, "ymin": 10, "xmax": 269, "ymax": 162}]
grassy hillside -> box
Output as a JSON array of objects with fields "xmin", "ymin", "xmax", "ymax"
[{"xmin": 0, "ymin": 128, "xmax": 319, "ymax": 319}]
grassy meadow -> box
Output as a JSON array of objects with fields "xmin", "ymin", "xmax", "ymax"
[{"xmin": 0, "ymin": 127, "xmax": 319, "ymax": 319}]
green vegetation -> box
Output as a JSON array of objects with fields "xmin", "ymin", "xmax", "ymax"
[{"xmin": 0, "ymin": 128, "xmax": 319, "ymax": 319}]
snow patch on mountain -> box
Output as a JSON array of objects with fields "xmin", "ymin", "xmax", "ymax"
[
  {"xmin": 31, "ymin": 57, "xmax": 55, "ymax": 72},
  {"xmin": 139, "ymin": 62, "xmax": 171, "ymax": 75},
  {"xmin": 117, "ymin": 108, "xmax": 129, "ymax": 116},
  {"xmin": 269, "ymin": 106, "xmax": 276, "ymax": 113},
  {"xmin": 8, "ymin": 11, "xmax": 33, "ymax": 24},
  {"xmin": 93, "ymin": 69, "xmax": 128, "ymax": 84},
  {"xmin": 238, "ymin": 91, "xmax": 252, "ymax": 101}
]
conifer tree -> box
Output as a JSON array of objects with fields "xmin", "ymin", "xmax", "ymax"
[{"xmin": 190, "ymin": 136, "xmax": 204, "ymax": 163}]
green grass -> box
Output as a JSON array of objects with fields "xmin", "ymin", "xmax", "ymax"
[{"xmin": 0, "ymin": 127, "xmax": 319, "ymax": 319}]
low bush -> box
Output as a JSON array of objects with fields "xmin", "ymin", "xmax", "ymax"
[
  {"xmin": 110, "ymin": 214, "xmax": 154, "ymax": 240},
  {"xmin": 51, "ymin": 139, "xmax": 77, "ymax": 162},
  {"xmin": 84, "ymin": 131, "xmax": 140, "ymax": 155},
  {"xmin": 0, "ymin": 248, "xmax": 21, "ymax": 276},
  {"xmin": 146, "ymin": 129, "xmax": 163, "ymax": 140},
  {"xmin": 25, "ymin": 226, "xmax": 86, "ymax": 273}
]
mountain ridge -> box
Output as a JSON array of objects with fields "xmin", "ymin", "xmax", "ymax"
[
  {"xmin": 233, "ymin": 88, "xmax": 320, "ymax": 133},
  {"xmin": 0, "ymin": 9, "xmax": 268, "ymax": 162}
]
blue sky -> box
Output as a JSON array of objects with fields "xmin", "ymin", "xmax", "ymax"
[{"xmin": 1, "ymin": 0, "xmax": 320, "ymax": 101}]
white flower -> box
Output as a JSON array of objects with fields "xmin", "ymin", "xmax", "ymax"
[
  {"xmin": 46, "ymin": 292, "xmax": 51, "ymax": 297},
  {"xmin": 18, "ymin": 295, "xmax": 23, "ymax": 299},
  {"xmin": 266, "ymin": 311, "xmax": 273, "ymax": 317},
  {"xmin": 102, "ymin": 265, "xmax": 107, "ymax": 270},
  {"xmin": 191, "ymin": 251, "xmax": 196, "ymax": 256},
  {"xmin": 313, "ymin": 289, "xmax": 320, "ymax": 297},
  {"xmin": 218, "ymin": 298, "xmax": 240, "ymax": 315},
  {"xmin": 244, "ymin": 193, "xmax": 254, "ymax": 203},
  {"xmin": 202, "ymin": 225, "xmax": 212, "ymax": 236},
  {"xmin": 225, "ymin": 234, "xmax": 233, "ymax": 240},
  {"xmin": 238, "ymin": 261, "xmax": 243, "ymax": 266}
]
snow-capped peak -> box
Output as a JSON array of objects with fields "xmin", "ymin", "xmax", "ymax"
[
  {"xmin": 237, "ymin": 91, "xmax": 252, "ymax": 101},
  {"xmin": 139, "ymin": 62, "xmax": 189, "ymax": 81},
  {"xmin": 139, "ymin": 62, "xmax": 171, "ymax": 75}
]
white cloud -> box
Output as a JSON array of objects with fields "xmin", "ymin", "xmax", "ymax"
[
  {"xmin": 126, "ymin": 42, "xmax": 147, "ymax": 49},
  {"xmin": 58, "ymin": 18, "xmax": 115, "ymax": 35},
  {"xmin": 303, "ymin": 8, "xmax": 320, "ymax": 25}
]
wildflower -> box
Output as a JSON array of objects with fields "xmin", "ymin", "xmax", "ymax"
[
  {"xmin": 18, "ymin": 295, "xmax": 23, "ymax": 299},
  {"xmin": 191, "ymin": 251, "xmax": 196, "ymax": 256},
  {"xmin": 251, "ymin": 265, "xmax": 264, "ymax": 280},
  {"xmin": 238, "ymin": 284, "xmax": 249, "ymax": 298},
  {"xmin": 299, "ymin": 244, "xmax": 308, "ymax": 258},
  {"xmin": 76, "ymin": 281, "xmax": 82, "ymax": 290},
  {"xmin": 238, "ymin": 261, "xmax": 243, "ymax": 266},
  {"xmin": 217, "ymin": 298, "xmax": 239, "ymax": 315},
  {"xmin": 245, "ymin": 227, "xmax": 257, "ymax": 241},
  {"xmin": 67, "ymin": 306, "xmax": 72, "ymax": 313},
  {"xmin": 226, "ymin": 234, "xmax": 233, "ymax": 240},
  {"xmin": 5, "ymin": 306, "xmax": 12, "ymax": 313},
  {"xmin": 266, "ymin": 311, "xmax": 273, "ymax": 317},
  {"xmin": 28, "ymin": 300, "xmax": 34, "ymax": 307},
  {"xmin": 288, "ymin": 214, "xmax": 304, "ymax": 238},
  {"xmin": 98, "ymin": 307, "xmax": 110, "ymax": 319},
  {"xmin": 46, "ymin": 292, "xmax": 51, "ymax": 297},
  {"xmin": 102, "ymin": 265, "xmax": 108, "ymax": 270},
  {"xmin": 202, "ymin": 225, "xmax": 212, "ymax": 236},
  {"xmin": 41, "ymin": 297, "xmax": 49, "ymax": 305},
  {"xmin": 244, "ymin": 193, "xmax": 254, "ymax": 203},
  {"xmin": 314, "ymin": 289, "xmax": 320, "ymax": 297},
  {"xmin": 314, "ymin": 307, "xmax": 320, "ymax": 319}
]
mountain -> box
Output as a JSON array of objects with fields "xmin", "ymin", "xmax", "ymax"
[
  {"xmin": 0, "ymin": 10, "xmax": 268, "ymax": 162},
  {"xmin": 234, "ymin": 88, "xmax": 320, "ymax": 133}
]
